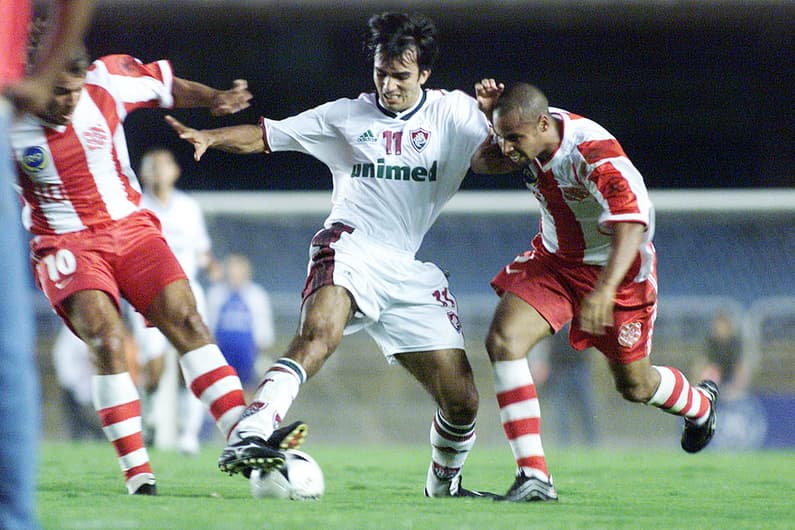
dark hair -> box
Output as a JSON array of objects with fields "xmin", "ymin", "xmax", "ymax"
[
  {"xmin": 494, "ymin": 83, "xmax": 550, "ymax": 122},
  {"xmin": 364, "ymin": 12, "xmax": 439, "ymax": 71},
  {"xmin": 26, "ymin": 16, "xmax": 90, "ymax": 76}
]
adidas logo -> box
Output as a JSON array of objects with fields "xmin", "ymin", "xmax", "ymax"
[{"xmin": 356, "ymin": 129, "xmax": 378, "ymax": 144}]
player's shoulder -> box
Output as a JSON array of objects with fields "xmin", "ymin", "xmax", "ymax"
[
  {"xmin": 88, "ymin": 55, "xmax": 141, "ymax": 78},
  {"xmin": 425, "ymin": 88, "xmax": 477, "ymax": 108}
]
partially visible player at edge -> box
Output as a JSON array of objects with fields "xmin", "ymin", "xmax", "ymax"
[
  {"xmin": 2, "ymin": 1, "xmax": 95, "ymax": 525},
  {"xmin": 168, "ymin": 12, "xmax": 496, "ymax": 498},
  {"xmin": 470, "ymin": 80, "xmax": 719, "ymax": 501},
  {"xmin": 8, "ymin": 38, "xmax": 270, "ymax": 495}
]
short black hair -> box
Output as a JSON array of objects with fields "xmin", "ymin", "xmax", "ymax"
[
  {"xmin": 364, "ymin": 12, "xmax": 439, "ymax": 71},
  {"xmin": 494, "ymin": 83, "xmax": 550, "ymax": 123}
]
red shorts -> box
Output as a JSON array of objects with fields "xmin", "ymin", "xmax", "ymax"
[
  {"xmin": 491, "ymin": 245, "xmax": 657, "ymax": 364},
  {"xmin": 30, "ymin": 209, "xmax": 187, "ymax": 323}
]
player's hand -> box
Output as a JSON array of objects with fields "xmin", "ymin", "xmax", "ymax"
[
  {"xmin": 470, "ymin": 128, "xmax": 521, "ymax": 174},
  {"xmin": 475, "ymin": 78, "xmax": 504, "ymax": 115},
  {"xmin": 579, "ymin": 286, "xmax": 616, "ymax": 336},
  {"xmin": 210, "ymin": 79, "xmax": 252, "ymax": 116},
  {"xmin": 3, "ymin": 77, "xmax": 53, "ymax": 115},
  {"xmin": 165, "ymin": 115, "xmax": 211, "ymax": 161}
]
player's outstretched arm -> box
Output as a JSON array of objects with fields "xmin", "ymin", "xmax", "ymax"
[
  {"xmin": 165, "ymin": 115, "xmax": 264, "ymax": 161},
  {"xmin": 172, "ymin": 77, "xmax": 253, "ymax": 116}
]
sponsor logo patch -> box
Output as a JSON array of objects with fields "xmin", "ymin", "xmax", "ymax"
[
  {"xmin": 560, "ymin": 186, "xmax": 590, "ymax": 201},
  {"xmin": 355, "ymin": 129, "xmax": 378, "ymax": 144},
  {"xmin": 617, "ymin": 321, "xmax": 642, "ymax": 348},
  {"xmin": 409, "ymin": 128, "xmax": 430, "ymax": 152},
  {"xmin": 21, "ymin": 146, "xmax": 49, "ymax": 174}
]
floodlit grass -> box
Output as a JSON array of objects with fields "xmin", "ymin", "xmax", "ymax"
[{"xmin": 38, "ymin": 442, "xmax": 794, "ymax": 529}]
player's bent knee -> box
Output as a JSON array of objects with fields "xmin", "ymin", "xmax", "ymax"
[
  {"xmin": 616, "ymin": 380, "xmax": 654, "ymax": 403},
  {"xmin": 485, "ymin": 329, "xmax": 518, "ymax": 361}
]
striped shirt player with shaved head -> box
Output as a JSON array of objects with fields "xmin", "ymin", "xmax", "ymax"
[
  {"xmin": 471, "ymin": 80, "xmax": 719, "ymax": 501},
  {"xmin": 9, "ymin": 41, "xmax": 258, "ymax": 495},
  {"xmin": 167, "ymin": 12, "xmax": 497, "ymax": 498}
]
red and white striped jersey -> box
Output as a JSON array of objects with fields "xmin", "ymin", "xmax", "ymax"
[
  {"xmin": 10, "ymin": 55, "xmax": 174, "ymax": 235},
  {"xmin": 522, "ymin": 108, "xmax": 655, "ymax": 280}
]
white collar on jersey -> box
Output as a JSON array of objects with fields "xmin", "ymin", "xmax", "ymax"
[{"xmin": 374, "ymin": 89, "xmax": 428, "ymax": 121}]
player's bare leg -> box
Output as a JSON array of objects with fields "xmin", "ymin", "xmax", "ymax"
[
  {"xmin": 63, "ymin": 290, "xmax": 156, "ymax": 495},
  {"xmin": 485, "ymin": 293, "xmax": 558, "ymax": 501},
  {"xmin": 395, "ymin": 349, "xmax": 494, "ymax": 498},
  {"xmin": 608, "ymin": 357, "xmax": 718, "ymax": 453},
  {"xmin": 218, "ymin": 285, "xmax": 353, "ymax": 475},
  {"xmin": 144, "ymin": 279, "xmax": 247, "ymax": 451}
]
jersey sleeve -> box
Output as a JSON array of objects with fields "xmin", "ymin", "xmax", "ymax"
[
  {"xmin": 578, "ymin": 137, "xmax": 652, "ymax": 233},
  {"xmin": 88, "ymin": 55, "xmax": 175, "ymax": 119},
  {"xmin": 260, "ymin": 100, "xmax": 347, "ymax": 164},
  {"xmin": 447, "ymin": 90, "xmax": 490, "ymax": 159}
]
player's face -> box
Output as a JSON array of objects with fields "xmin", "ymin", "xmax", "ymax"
[
  {"xmin": 41, "ymin": 72, "xmax": 87, "ymax": 125},
  {"xmin": 492, "ymin": 110, "xmax": 549, "ymax": 164},
  {"xmin": 373, "ymin": 47, "xmax": 431, "ymax": 113}
]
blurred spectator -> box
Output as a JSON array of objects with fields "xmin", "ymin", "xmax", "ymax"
[
  {"xmin": 700, "ymin": 311, "xmax": 750, "ymax": 400},
  {"xmin": 207, "ymin": 254, "xmax": 275, "ymax": 389},
  {"xmin": 132, "ymin": 148, "xmax": 215, "ymax": 455},
  {"xmin": 530, "ymin": 324, "xmax": 599, "ymax": 447}
]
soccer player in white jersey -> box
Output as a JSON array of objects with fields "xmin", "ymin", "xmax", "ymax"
[
  {"xmin": 9, "ymin": 45, "xmax": 259, "ymax": 495},
  {"xmin": 167, "ymin": 12, "xmax": 495, "ymax": 497},
  {"xmin": 135, "ymin": 148, "xmax": 214, "ymax": 455},
  {"xmin": 470, "ymin": 81, "xmax": 719, "ymax": 501}
]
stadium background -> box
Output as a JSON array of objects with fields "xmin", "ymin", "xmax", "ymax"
[{"xmin": 32, "ymin": 0, "xmax": 793, "ymax": 449}]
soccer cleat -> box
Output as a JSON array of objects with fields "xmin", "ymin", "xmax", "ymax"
[
  {"xmin": 681, "ymin": 380, "xmax": 719, "ymax": 453},
  {"xmin": 266, "ymin": 421, "xmax": 308, "ymax": 451},
  {"xmin": 218, "ymin": 437, "xmax": 285, "ymax": 476},
  {"xmin": 499, "ymin": 472, "xmax": 559, "ymax": 502},
  {"xmin": 424, "ymin": 475, "xmax": 501, "ymax": 499},
  {"xmin": 132, "ymin": 482, "xmax": 158, "ymax": 496}
]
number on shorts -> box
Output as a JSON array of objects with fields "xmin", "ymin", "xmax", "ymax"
[
  {"xmin": 432, "ymin": 288, "xmax": 456, "ymax": 308},
  {"xmin": 43, "ymin": 249, "xmax": 77, "ymax": 281}
]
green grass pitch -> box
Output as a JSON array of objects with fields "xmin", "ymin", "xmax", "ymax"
[{"xmin": 38, "ymin": 442, "xmax": 794, "ymax": 529}]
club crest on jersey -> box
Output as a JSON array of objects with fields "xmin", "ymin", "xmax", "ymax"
[
  {"xmin": 618, "ymin": 321, "xmax": 642, "ymax": 348},
  {"xmin": 20, "ymin": 146, "xmax": 50, "ymax": 174},
  {"xmin": 83, "ymin": 125, "xmax": 109, "ymax": 151},
  {"xmin": 409, "ymin": 128, "xmax": 430, "ymax": 153},
  {"xmin": 447, "ymin": 311, "xmax": 463, "ymax": 333}
]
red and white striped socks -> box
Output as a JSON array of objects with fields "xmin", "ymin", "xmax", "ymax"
[
  {"xmin": 647, "ymin": 366, "xmax": 712, "ymax": 424},
  {"xmin": 178, "ymin": 344, "xmax": 247, "ymax": 441},
  {"xmin": 233, "ymin": 358, "xmax": 307, "ymax": 441},
  {"xmin": 493, "ymin": 359, "xmax": 550, "ymax": 481},
  {"xmin": 92, "ymin": 372, "xmax": 154, "ymax": 494},
  {"xmin": 425, "ymin": 410, "xmax": 476, "ymax": 497}
]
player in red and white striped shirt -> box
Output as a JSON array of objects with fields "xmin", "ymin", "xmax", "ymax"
[
  {"xmin": 471, "ymin": 81, "xmax": 719, "ymax": 502},
  {"xmin": 8, "ymin": 45, "xmax": 267, "ymax": 495}
]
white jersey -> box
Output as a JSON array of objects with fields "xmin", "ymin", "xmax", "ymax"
[
  {"xmin": 10, "ymin": 55, "xmax": 174, "ymax": 235},
  {"xmin": 522, "ymin": 108, "xmax": 655, "ymax": 279},
  {"xmin": 141, "ymin": 189, "xmax": 210, "ymax": 282},
  {"xmin": 261, "ymin": 89, "xmax": 489, "ymax": 254}
]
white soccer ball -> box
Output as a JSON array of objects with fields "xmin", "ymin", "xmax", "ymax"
[{"xmin": 249, "ymin": 449, "xmax": 324, "ymax": 500}]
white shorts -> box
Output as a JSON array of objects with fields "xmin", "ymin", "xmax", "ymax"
[{"xmin": 302, "ymin": 223, "xmax": 465, "ymax": 362}]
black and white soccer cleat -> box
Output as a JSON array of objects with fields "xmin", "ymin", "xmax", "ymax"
[
  {"xmin": 681, "ymin": 380, "xmax": 719, "ymax": 454},
  {"xmin": 499, "ymin": 472, "xmax": 559, "ymax": 502},
  {"xmin": 266, "ymin": 420, "xmax": 308, "ymax": 451},
  {"xmin": 218, "ymin": 437, "xmax": 285, "ymax": 476}
]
